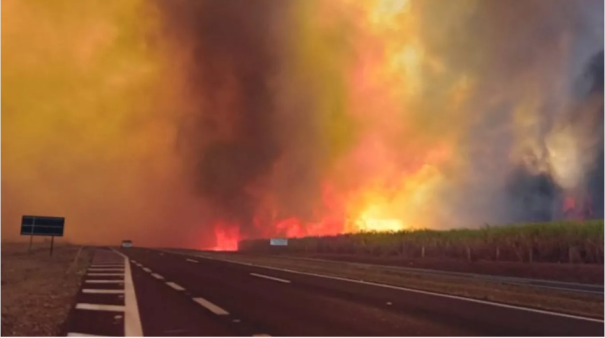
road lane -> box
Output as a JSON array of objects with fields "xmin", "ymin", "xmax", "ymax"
[
  {"xmin": 128, "ymin": 259, "xmax": 241, "ymax": 336},
  {"xmin": 224, "ymin": 253, "xmax": 605, "ymax": 295},
  {"xmin": 62, "ymin": 249, "xmax": 128, "ymax": 337},
  {"xmin": 63, "ymin": 248, "xmax": 241, "ymax": 336},
  {"xmin": 121, "ymin": 248, "xmax": 604, "ymax": 336},
  {"xmin": 185, "ymin": 252, "xmax": 605, "ymax": 336}
]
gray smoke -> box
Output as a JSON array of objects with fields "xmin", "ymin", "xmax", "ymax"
[
  {"xmin": 156, "ymin": 0, "xmax": 295, "ymax": 236},
  {"xmin": 155, "ymin": 0, "xmax": 603, "ymax": 237},
  {"xmin": 503, "ymin": 49, "xmax": 603, "ymax": 222}
]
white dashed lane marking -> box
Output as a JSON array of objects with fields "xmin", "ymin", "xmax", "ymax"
[
  {"xmin": 166, "ymin": 282, "xmax": 185, "ymax": 291},
  {"xmin": 192, "ymin": 297, "xmax": 229, "ymax": 315},
  {"xmin": 250, "ymin": 273, "xmax": 291, "ymax": 284},
  {"xmin": 186, "ymin": 258, "xmax": 198, "ymax": 263},
  {"xmin": 151, "ymin": 273, "xmax": 165, "ymax": 280}
]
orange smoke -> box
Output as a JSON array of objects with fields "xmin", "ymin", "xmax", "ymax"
[{"xmin": 3, "ymin": 0, "xmax": 602, "ymax": 251}]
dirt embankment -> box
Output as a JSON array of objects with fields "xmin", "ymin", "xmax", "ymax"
[{"xmin": 1, "ymin": 243, "xmax": 91, "ymax": 336}]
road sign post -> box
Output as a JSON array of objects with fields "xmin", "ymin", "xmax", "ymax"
[
  {"xmin": 50, "ymin": 236, "xmax": 55, "ymax": 256},
  {"xmin": 21, "ymin": 215, "xmax": 65, "ymax": 257},
  {"xmin": 28, "ymin": 217, "xmax": 36, "ymax": 255}
]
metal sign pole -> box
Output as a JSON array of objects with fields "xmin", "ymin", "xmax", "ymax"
[
  {"xmin": 50, "ymin": 236, "xmax": 55, "ymax": 257},
  {"xmin": 28, "ymin": 217, "xmax": 35, "ymax": 255}
]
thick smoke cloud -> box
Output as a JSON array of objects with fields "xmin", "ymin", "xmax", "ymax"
[
  {"xmin": 157, "ymin": 0, "xmax": 604, "ymax": 236},
  {"xmin": 3, "ymin": 0, "xmax": 603, "ymax": 248},
  {"xmin": 155, "ymin": 0, "xmax": 294, "ymax": 236},
  {"xmin": 580, "ymin": 50, "xmax": 604, "ymax": 218},
  {"xmin": 1, "ymin": 0, "xmax": 212, "ymax": 247},
  {"xmin": 500, "ymin": 49, "xmax": 604, "ymax": 223}
]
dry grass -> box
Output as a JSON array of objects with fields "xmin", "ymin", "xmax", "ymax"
[{"xmin": 1, "ymin": 242, "xmax": 91, "ymax": 336}]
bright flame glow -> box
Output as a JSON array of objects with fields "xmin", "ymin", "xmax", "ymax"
[
  {"xmin": 3, "ymin": 0, "xmax": 601, "ymax": 252},
  {"xmin": 210, "ymin": 225, "xmax": 240, "ymax": 251}
]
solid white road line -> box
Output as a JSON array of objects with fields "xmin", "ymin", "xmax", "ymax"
[
  {"xmin": 85, "ymin": 280, "xmax": 124, "ymax": 284},
  {"xmin": 186, "ymin": 258, "xmax": 198, "ymax": 263},
  {"xmin": 190, "ymin": 254, "xmax": 604, "ymax": 324},
  {"xmin": 250, "ymin": 273, "xmax": 291, "ymax": 284},
  {"xmin": 142, "ymin": 268, "xmax": 152, "ymax": 273},
  {"xmin": 83, "ymin": 289, "xmax": 125, "ymax": 294},
  {"xmin": 192, "ymin": 297, "xmax": 229, "ymax": 315},
  {"xmin": 151, "ymin": 273, "xmax": 164, "ymax": 280},
  {"xmin": 67, "ymin": 332, "xmax": 104, "ymax": 337},
  {"xmin": 76, "ymin": 303, "xmax": 125, "ymax": 312},
  {"xmin": 87, "ymin": 273, "xmax": 125, "ymax": 277},
  {"xmin": 166, "ymin": 282, "xmax": 185, "ymax": 291},
  {"xmin": 90, "ymin": 264, "xmax": 124, "ymax": 268},
  {"xmin": 111, "ymin": 249, "xmax": 144, "ymax": 337}
]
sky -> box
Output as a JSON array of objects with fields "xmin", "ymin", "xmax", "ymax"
[{"xmin": 2, "ymin": 0, "xmax": 603, "ymax": 249}]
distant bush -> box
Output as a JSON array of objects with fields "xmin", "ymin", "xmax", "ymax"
[{"xmin": 238, "ymin": 220, "xmax": 604, "ymax": 264}]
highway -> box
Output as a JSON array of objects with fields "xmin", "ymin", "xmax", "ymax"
[
  {"xmin": 250, "ymin": 254, "xmax": 604, "ymax": 295},
  {"xmin": 64, "ymin": 248, "xmax": 604, "ymax": 336}
]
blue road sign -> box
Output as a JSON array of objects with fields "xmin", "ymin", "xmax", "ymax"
[{"xmin": 21, "ymin": 215, "xmax": 65, "ymax": 237}]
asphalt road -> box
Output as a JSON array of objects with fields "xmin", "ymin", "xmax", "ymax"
[
  {"xmin": 64, "ymin": 248, "xmax": 604, "ymax": 336},
  {"xmin": 247, "ymin": 254, "xmax": 604, "ymax": 295}
]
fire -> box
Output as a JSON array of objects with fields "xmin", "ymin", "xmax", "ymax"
[
  {"xmin": 562, "ymin": 194, "xmax": 594, "ymax": 221},
  {"xmin": 208, "ymin": 0, "xmax": 464, "ymax": 246},
  {"xmin": 210, "ymin": 224, "xmax": 240, "ymax": 251},
  {"xmin": 355, "ymin": 211, "xmax": 404, "ymax": 232},
  {"xmin": 5, "ymin": 0, "xmax": 599, "ymax": 250}
]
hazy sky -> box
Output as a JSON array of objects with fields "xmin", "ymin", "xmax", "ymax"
[{"xmin": 2, "ymin": 0, "xmax": 603, "ymax": 249}]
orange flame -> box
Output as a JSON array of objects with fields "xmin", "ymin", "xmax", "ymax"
[{"xmin": 210, "ymin": 223, "xmax": 240, "ymax": 251}]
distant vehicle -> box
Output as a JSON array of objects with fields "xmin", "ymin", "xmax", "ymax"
[{"xmin": 121, "ymin": 240, "xmax": 133, "ymax": 248}]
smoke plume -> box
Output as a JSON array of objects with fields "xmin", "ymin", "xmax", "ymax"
[{"xmin": 2, "ymin": 0, "xmax": 603, "ymax": 248}]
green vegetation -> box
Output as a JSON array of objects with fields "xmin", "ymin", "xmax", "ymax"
[{"xmin": 239, "ymin": 220, "xmax": 604, "ymax": 264}]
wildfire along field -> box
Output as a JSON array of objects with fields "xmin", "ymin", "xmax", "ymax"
[{"xmin": 239, "ymin": 220, "xmax": 604, "ymax": 264}]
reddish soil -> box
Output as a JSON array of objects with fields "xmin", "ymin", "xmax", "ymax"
[{"xmin": 272, "ymin": 253, "xmax": 605, "ymax": 284}]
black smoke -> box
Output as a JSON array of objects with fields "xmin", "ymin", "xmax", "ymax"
[
  {"xmin": 156, "ymin": 0, "xmax": 293, "ymax": 235},
  {"xmin": 155, "ymin": 0, "xmax": 603, "ymax": 238},
  {"xmin": 503, "ymin": 49, "xmax": 604, "ymax": 222},
  {"xmin": 584, "ymin": 50, "xmax": 604, "ymax": 217}
]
